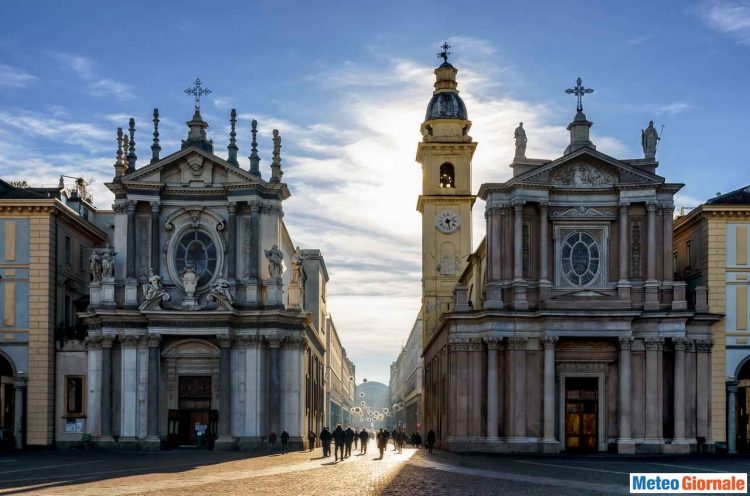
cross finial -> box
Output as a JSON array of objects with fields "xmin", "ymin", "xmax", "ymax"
[
  {"xmin": 565, "ymin": 76, "xmax": 594, "ymax": 113},
  {"xmin": 437, "ymin": 42, "xmax": 451, "ymax": 64},
  {"xmin": 184, "ymin": 78, "xmax": 211, "ymax": 112}
]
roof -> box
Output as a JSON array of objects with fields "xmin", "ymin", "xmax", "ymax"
[
  {"xmin": 707, "ymin": 185, "xmax": 750, "ymax": 205},
  {"xmin": 425, "ymin": 91, "xmax": 467, "ymax": 120},
  {"xmin": 0, "ymin": 179, "xmax": 62, "ymax": 200}
]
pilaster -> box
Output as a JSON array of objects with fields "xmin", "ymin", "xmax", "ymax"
[{"xmin": 617, "ymin": 337, "xmax": 635, "ymax": 453}]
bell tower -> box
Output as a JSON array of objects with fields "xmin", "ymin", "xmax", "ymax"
[{"xmin": 417, "ymin": 44, "xmax": 476, "ymax": 347}]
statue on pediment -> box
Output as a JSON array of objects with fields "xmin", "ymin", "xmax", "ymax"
[
  {"xmin": 514, "ymin": 122, "xmax": 527, "ymax": 159},
  {"xmin": 290, "ymin": 246, "xmax": 303, "ymax": 284},
  {"xmin": 89, "ymin": 250, "xmax": 103, "ymax": 282},
  {"xmin": 207, "ymin": 278, "xmax": 234, "ymax": 309},
  {"xmin": 140, "ymin": 267, "xmax": 170, "ymax": 310},
  {"xmin": 641, "ymin": 120, "xmax": 659, "ymax": 159}
]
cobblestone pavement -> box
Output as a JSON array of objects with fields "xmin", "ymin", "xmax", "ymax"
[{"xmin": 1, "ymin": 442, "xmax": 749, "ymax": 495}]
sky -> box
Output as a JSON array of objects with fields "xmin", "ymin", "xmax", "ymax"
[{"xmin": 0, "ymin": 0, "xmax": 748, "ymax": 384}]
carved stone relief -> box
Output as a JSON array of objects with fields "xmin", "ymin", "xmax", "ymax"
[{"xmin": 551, "ymin": 163, "xmax": 615, "ymax": 187}]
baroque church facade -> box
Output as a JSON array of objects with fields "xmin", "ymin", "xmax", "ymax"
[
  {"xmin": 419, "ymin": 53, "xmax": 720, "ymax": 454},
  {"xmin": 61, "ymin": 89, "xmax": 333, "ymax": 450}
]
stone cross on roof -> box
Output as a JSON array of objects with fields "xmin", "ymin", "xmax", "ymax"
[
  {"xmin": 184, "ymin": 78, "xmax": 211, "ymax": 112},
  {"xmin": 565, "ymin": 77, "xmax": 594, "ymax": 113},
  {"xmin": 437, "ymin": 42, "xmax": 451, "ymax": 64}
]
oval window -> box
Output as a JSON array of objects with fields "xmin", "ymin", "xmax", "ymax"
[
  {"xmin": 562, "ymin": 232, "xmax": 600, "ymax": 286},
  {"xmin": 175, "ymin": 230, "xmax": 218, "ymax": 286}
]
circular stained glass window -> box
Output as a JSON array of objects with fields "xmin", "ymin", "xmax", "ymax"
[
  {"xmin": 175, "ymin": 230, "xmax": 218, "ymax": 286},
  {"xmin": 561, "ymin": 232, "xmax": 600, "ymax": 286}
]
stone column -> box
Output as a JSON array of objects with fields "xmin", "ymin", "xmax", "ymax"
[
  {"xmin": 12, "ymin": 380, "xmax": 25, "ymax": 450},
  {"xmin": 485, "ymin": 337, "xmax": 500, "ymax": 438},
  {"xmin": 539, "ymin": 202, "xmax": 551, "ymax": 301},
  {"xmin": 663, "ymin": 204, "xmax": 674, "ymax": 283},
  {"xmin": 644, "ymin": 337, "xmax": 663, "ymax": 445},
  {"xmin": 542, "ymin": 336, "xmax": 558, "ymax": 450},
  {"xmin": 227, "ymin": 203, "xmax": 237, "ymax": 283},
  {"xmin": 673, "ymin": 338, "xmax": 688, "ymax": 447},
  {"xmin": 484, "ymin": 205, "xmax": 506, "ymax": 309},
  {"xmin": 150, "ymin": 202, "xmax": 160, "ymax": 273},
  {"xmin": 728, "ymin": 377, "xmax": 738, "ymax": 454},
  {"xmin": 618, "ymin": 203, "xmax": 631, "ymax": 299},
  {"xmin": 100, "ymin": 334, "xmax": 114, "ymax": 439},
  {"xmin": 644, "ymin": 202, "xmax": 659, "ymax": 310},
  {"xmin": 246, "ymin": 202, "xmax": 261, "ymax": 305},
  {"xmin": 268, "ymin": 336, "xmax": 282, "ymax": 436},
  {"xmin": 126, "ymin": 200, "xmax": 136, "ymax": 279},
  {"xmin": 216, "ymin": 335, "xmax": 233, "ymax": 448},
  {"xmin": 509, "ymin": 337, "xmax": 527, "ymax": 440},
  {"xmin": 695, "ymin": 339, "xmax": 711, "ymax": 441},
  {"xmin": 512, "ymin": 201, "xmax": 528, "ymax": 310},
  {"xmin": 145, "ymin": 334, "xmax": 160, "ymax": 447},
  {"xmin": 617, "ymin": 337, "xmax": 634, "ymax": 452},
  {"xmin": 119, "ymin": 334, "xmax": 139, "ymax": 441}
]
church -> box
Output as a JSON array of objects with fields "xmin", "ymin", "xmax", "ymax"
[
  {"xmin": 419, "ymin": 48, "xmax": 720, "ymax": 454},
  {"xmin": 58, "ymin": 81, "xmax": 335, "ymax": 450}
]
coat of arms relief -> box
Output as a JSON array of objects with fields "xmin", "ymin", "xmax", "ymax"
[{"xmin": 550, "ymin": 163, "xmax": 615, "ymax": 187}]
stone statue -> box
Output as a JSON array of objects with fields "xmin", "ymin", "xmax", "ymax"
[
  {"xmin": 89, "ymin": 250, "xmax": 102, "ymax": 282},
  {"xmin": 514, "ymin": 122, "xmax": 527, "ymax": 159},
  {"xmin": 641, "ymin": 120, "xmax": 660, "ymax": 159},
  {"xmin": 181, "ymin": 264, "xmax": 197, "ymax": 297},
  {"xmin": 208, "ymin": 277, "xmax": 234, "ymax": 305},
  {"xmin": 142, "ymin": 268, "xmax": 164, "ymax": 301},
  {"xmin": 290, "ymin": 246, "xmax": 303, "ymax": 284},
  {"xmin": 265, "ymin": 244, "xmax": 284, "ymax": 280},
  {"xmin": 100, "ymin": 244, "xmax": 116, "ymax": 280}
]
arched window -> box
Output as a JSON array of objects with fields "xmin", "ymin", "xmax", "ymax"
[{"xmin": 439, "ymin": 163, "xmax": 455, "ymax": 188}]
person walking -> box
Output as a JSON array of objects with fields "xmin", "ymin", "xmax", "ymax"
[
  {"xmin": 426, "ymin": 429, "xmax": 436, "ymax": 454},
  {"xmin": 280, "ymin": 430, "xmax": 290, "ymax": 454},
  {"xmin": 377, "ymin": 429, "xmax": 387, "ymax": 459},
  {"xmin": 359, "ymin": 428, "xmax": 368, "ymax": 454},
  {"xmin": 308, "ymin": 430, "xmax": 317, "ymax": 452},
  {"xmin": 353, "ymin": 429, "xmax": 359, "ymax": 451},
  {"xmin": 391, "ymin": 429, "xmax": 398, "ymax": 451},
  {"xmin": 332, "ymin": 424, "xmax": 346, "ymax": 461},
  {"xmin": 344, "ymin": 425, "xmax": 355, "ymax": 458},
  {"xmin": 415, "ymin": 431, "xmax": 422, "ymax": 448},
  {"xmin": 320, "ymin": 427, "xmax": 332, "ymax": 457},
  {"xmin": 268, "ymin": 431, "xmax": 277, "ymax": 451}
]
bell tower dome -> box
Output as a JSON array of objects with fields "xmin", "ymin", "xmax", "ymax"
[{"xmin": 416, "ymin": 43, "xmax": 476, "ymax": 346}]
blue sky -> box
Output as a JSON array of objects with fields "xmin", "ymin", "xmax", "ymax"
[{"xmin": 1, "ymin": 0, "xmax": 748, "ymax": 383}]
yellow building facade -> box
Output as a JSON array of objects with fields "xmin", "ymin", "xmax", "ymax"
[{"xmin": 674, "ymin": 186, "xmax": 750, "ymax": 452}]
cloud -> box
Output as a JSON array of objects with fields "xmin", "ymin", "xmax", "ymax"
[
  {"xmin": 698, "ymin": 0, "xmax": 750, "ymax": 45},
  {"xmin": 0, "ymin": 64, "xmax": 36, "ymax": 89},
  {"xmin": 626, "ymin": 35, "xmax": 653, "ymax": 46},
  {"xmin": 55, "ymin": 53, "xmax": 134, "ymax": 100},
  {"xmin": 613, "ymin": 102, "xmax": 692, "ymax": 115}
]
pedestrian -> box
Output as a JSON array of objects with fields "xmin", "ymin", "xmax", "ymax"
[
  {"xmin": 308, "ymin": 430, "xmax": 317, "ymax": 452},
  {"xmin": 359, "ymin": 428, "xmax": 368, "ymax": 454},
  {"xmin": 397, "ymin": 430, "xmax": 404, "ymax": 453},
  {"xmin": 280, "ymin": 430, "xmax": 290, "ymax": 454},
  {"xmin": 353, "ymin": 429, "xmax": 359, "ymax": 451},
  {"xmin": 377, "ymin": 429, "xmax": 387, "ymax": 459},
  {"xmin": 320, "ymin": 427, "xmax": 332, "ymax": 457},
  {"xmin": 415, "ymin": 431, "xmax": 422, "ymax": 448},
  {"xmin": 333, "ymin": 424, "xmax": 346, "ymax": 461},
  {"xmin": 391, "ymin": 429, "xmax": 398, "ymax": 450},
  {"xmin": 344, "ymin": 425, "xmax": 355, "ymax": 458},
  {"xmin": 426, "ymin": 429, "xmax": 436, "ymax": 454},
  {"xmin": 268, "ymin": 431, "xmax": 277, "ymax": 451}
]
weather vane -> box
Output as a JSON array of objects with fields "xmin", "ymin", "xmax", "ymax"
[
  {"xmin": 185, "ymin": 78, "xmax": 211, "ymax": 112},
  {"xmin": 437, "ymin": 42, "xmax": 451, "ymax": 63},
  {"xmin": 565, "ymin": 77, "xmax": 594, "ymax": 113}
]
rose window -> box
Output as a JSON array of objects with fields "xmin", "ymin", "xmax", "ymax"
[
  {"xmin": 175, "ymin": 230, "xmax": 217, "ymax": 286},
  {"xmin": 561, "ymin": 232, "xmax": 600, "ymax": 286}
]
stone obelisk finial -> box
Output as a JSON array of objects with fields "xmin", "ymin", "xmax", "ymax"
[
  {"xmin": 150, "ymin": 108, "xmax": 161, "ymax": 164},
  {"xmin": 127, "ymin": 117, "xmax": 137, "ymax": 172},
  {"xmin": 249, "ymin": 119, "xmax": 261, "ymax": 178},
  {"xmin": 270, "ymin": 129, "xmax": 283, "ymax": 183},
  {"xmin": 114, "ymin": 127, "xmax": 127, "ymax": 179},
  {"xmin": 227, "ymin": 108, "xmax": 239, "ymax": 166}
]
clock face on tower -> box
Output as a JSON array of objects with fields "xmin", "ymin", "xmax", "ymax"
[{"xmin": 436, "ymin": 211, "xmax": 460, "ymax": 234}]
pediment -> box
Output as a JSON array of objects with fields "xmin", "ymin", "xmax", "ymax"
[
  {"xmin": 512, "ymin": 148, "xmax": 664, "ymax": 188},
  {"xmin": 121, "ymin": 146, "xmax": 260, "ymax": 188}
]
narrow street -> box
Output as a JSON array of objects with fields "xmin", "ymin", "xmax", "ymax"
[{"xmin": 1, "ymin": 443, "xmax": 748, "ymax": 496}]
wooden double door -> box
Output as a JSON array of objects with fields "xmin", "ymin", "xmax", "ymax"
[
  {"xmin": 564, "ymin": 377, "xmax": 598, "ymax": 452},
  {"xmin": 167, "ymin": 376, "xmax": 217, "ymax": 448}
]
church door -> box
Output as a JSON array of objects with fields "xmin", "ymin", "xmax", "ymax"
[
  {"xmin": 564, "ymin": 377, "xmax": 598, "ymax": 452},
  {"xmin": 173, "ymin": 376, "xmax": 215, "ymax": 448}
]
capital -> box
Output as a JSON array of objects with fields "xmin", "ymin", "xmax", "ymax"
[
  {"xmin": 541, "ymin": 336, "xmax": 559, "ymax": 349},
  {"xmin": 266, "ymin": 335, "xmax": 283, "ymax": 349},
  {"xmin": 249, "ymin": 201, "xmax": 260, "ymax": 213},
  {"xmin": 217, "ymin": 334, "xmax": 233, "ymax": 348},
  {"xmin": 147, "ymin": 334, "xmax": 161, "ymax": 348},
  {"xmin": 618, "ymin": 336, "xmax": 634, "ymax": 350},
  {"xmin": 511, "ymin": 200, "xmax": 525, "ymax": 211},
  {"xmin": 673, "ymin": 337, "xmax": 688, "ymax": 351},
  {"xmin": 538, "ymin": 201, "xmax": 549, "ymax": 210},
  {"xmin": 101, "ymin": 334, "xmax": 116, "ymax": 348},
  {"xmin": 84, "ymin": 333, "xmax": 102, "ymax": 349},
  {"xmin": 646, "ymin": 201, "xmax": 658, "ymax": 212},
  {"xmin": 120, "ymin": 333, "xmax": 140, "ymax": 347},
  {"xmin": 126, "ymin": 200, "xmax": 137, "ymax": 213},
  {"xmin": 643, "ymin": 337, "xmax": 664, "ymax": 351},
  {"xmin": 507, "ymin": 336, "xmax": 528, "ymax": 350},
  {"xmin": 484, "ymin": 336, "xmax": 502, "ymax": 350},
  {"xmin": 619, "ymin": 202, "xmax": 629, "ymax": 212},
  {"xmin": 227, "ymin": 202, "xmax": 236, "ymax": 214},
  {"xmin": 150, "ymin": 201, "xmax": 161, "ymax": 214}
]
